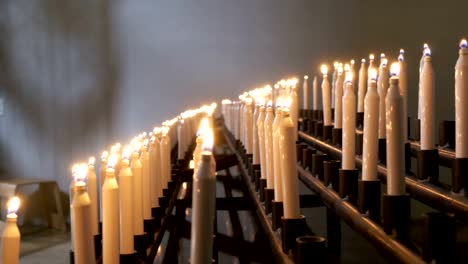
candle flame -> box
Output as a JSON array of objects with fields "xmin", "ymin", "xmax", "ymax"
[
  {"xmin": 267, "ymin": 100, "xmax": 273, "ymax": 108},
  {"xmin": 424, "ymin": 47, "xmax": 432, "ymax": 57},
  {"xmin": 344, "ymin": 63, "xmax": 350, "ymax": 72},
  {"xmin": 369, "ymin": 68, "xmax": 378, "ymax": 81},
  {"xmin": 304, "ymin": 75, "xmax": 309, "ymax": 80},
  {"xmin": 161, "ymin": 126, "xmax": 170, "ymax": 135},
  {"xmin": 73, "ymin": 163, "xmax": 88, "ymax": 183},
  {"xmin": 197, "ymin": 117, "xmax": 210, "ymax": 137},
  {"xmin": 88, "ymin": 156, "xmax": 95, "ymax": 166},
  {"xmin": 122, "ymin": 145, "xmax": 132, "ymax": 160},
  {"xmin": 189, "ymin": 160, "xmax": 195, "ymax": 169},
  {"xmin": 345, "ymin": 71, "xmax": 353, "ymax": 83},
  {"xmin": 380, "ymin": 53, "xmax": 386, "ymax": 59},
  {"xmin": 350, "ymin": 59, "xmax": 355, "ymax": 65},
  {"xmin": 361, "ymin": 58, "xmax": 366, "ymax": 63},
  {"xmin": 333, "ymin": 61, "xmax": 339, "ymax": 68},
  {"xmin": 369, "ymin": 54, "xmax": 375, "ymax": 61},
  {"xmin": 460, "ymin": 38, "xmax": 467, "ymax": 49},
  {"xmin": 320, "ymin": 64, "xmax": 328, "ymax": 75},
  {"xmin": 398, "ymin": 49, "xmax": 405, "ymax": 62},
  {"xmin": 201, "ymin": 129, "xmax": 214, "ymax": 152},
  {"xmin": 7, "ymin": 196, "xmax": 20, "ymax": 215},
  {"xmin": 107, "ymin": 154, "xmax": 118, "ymax": 168},
  {"xmin": 390, "ymin": 62, "xmax": 400, "ymax": 77},
  {"xmin": 101, "ymin": 151, "xmax": 109, "ymax": 161},
  {"xmin": 221, "ymin": 99, "xmax": 232, "ymax": 105},
  {"xmin": 245, "ymin": 97, "xmax": 253, "ymax": 104},
  {"xmin": 274, "ymin": 84, "xmax": 280, "ymax": 89},
  {"xmin": 382, "ymin": 58, "xmax": 388, "ymax": 66},
  {"xmin": 423, "ymin": 43, "xmax": 429, "ymax": 50}
]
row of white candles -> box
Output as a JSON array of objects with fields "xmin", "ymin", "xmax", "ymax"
[{"xmin": 68, "ymin": 103, "xmax": 216, "ymax": 264}]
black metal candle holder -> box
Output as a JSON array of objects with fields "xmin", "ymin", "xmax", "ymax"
[
  {"xmin": 259, "ymin": 179, "xmax": 267, "ymax": 202},
  {"xmin": 294, "ymin": 236, "xmax": 327, "ymax": 264},
  {"xmin": 302, "ymin": 147, "xmax": 316, "ymax": 170},
  {"xmin": 252, "ymin": 164, "xmax": 261, "ymax": 183},
  {"xmin": 417, "ymin": 149, "xmax": 439, "ymax": 182},
  {"xmin": 281, "ymin": 215, "xmax": 307, "ymax": 254},
  {"xmin": 378, "ymin": 138, "xmax": 386, "ymax": 165},
  {"xmin": 296, "ymin": 143, "xmax": 308, "ymax": 165},
  {"xmin": 356, "ymin": 112, "xmax": 364, "ymax": 129},
  {"xmin": 307, "ymin": 119, "xmax": 316, "ymax": 135},
  {"xmin": 306, "ymin": 109, "xmax": 314, "ymax": 120},
  {"xmin": 94, "ymin": 234, "xmax": 102, "ymax": 259},
  {"xmin": 452, "ymin": 157, "xmax": 468, "ymax": 194},
  {"xmin": 69, "ymin": 251, "xmax": 74, "ymax": 264},
  {"xmin": 159, "ymin": 196, "xmax": 168, "ymax": 210},
  {"xmin": 315, "ymin": 121, "xmax": 324, "ymax": 139},
  {"xmin": 323, "ymin": 125, "xmax": 333, "ymax": 143},
  {"xmin": 120, "ymin": 253, "xmax": 137, "ymax": 264},
  {"xmin": 383, "ymin": 194, "xmax": 410, "ymax": 240},
  {"xmin": 332, "ymin": 128, "xmax": 342, "ymax": 147},
  {"xmin": 404, "ymin": 142, "xmax": 411, "ymax": 174},
  {"xmin": 357, "ymin": 180, "xmax": 381, "ymax": 222},
  {"xmin": 312, "ymin": 153, "xmax": 328, "ymax": 181},
  {"xmin": 272, "ymin": 201, "xmax": 283, "ymax": 230},
  {"xmin": 422, "ymin": 212, "xmax": 456, "ymax": 264},
  {"xmin": 339, "ymin": 169, "xmax": 358, "ymax": 205},
  {"xmin": 151, "ymin": 207, "xmax": 163, "ymax": 229},
  {"xmin": 144, "ymin": 219, "xmax": 156, "ymax": 244},
  {"xmin": 414, "ymin": 118, "xmax": 421, "ymax": 141},
  {"xmin": 324, "ymin": 160, "xmax": 340, "ymax": 191},
  {"xmin": 439, "ymin": 120, "xmax": 455, "ymax": 149},
  {"xmin": 134, "ymin": 234, "xmax": 147, "ymax": 258},
  {"xmin": 264, "ymin": 188, "xmax": 274, "ymax": 214},
  {"xmin": 355, "ymin": 130, "xmax": 363, "ymax": 155},
  {"xmin": 313, "ymin": 110, "xmax": 322, "ymax": 121},
  {"xmin": 254, "ymin": 169, "xmax": 261, "ymax": 191}
]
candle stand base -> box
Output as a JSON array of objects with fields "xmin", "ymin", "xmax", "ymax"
[
  {"xmin": 422, "ymin": 212, "xmax": 456, "ymax": 264},
  {"xmin": 415, "ymin": 119, "xmax": 421, "ymax": 141},
  {"xmin": 332, "ymin": 128, "xmax": 342, "ymax": 147},
  {"xmin": 339, "ymin": 169, "xmax": 358, "ymax": 205},
  {"xmin": 378, "ymin": 138, "xmax": 386, "ymax": 165},
  {"xmin": 294, "ymin": 235, "xmax": 327, "ymax": 264},
  {"xmin": 439, "ymin": 120, "xmax": 455, "ymax": 148},
  {"xmin": 134, "ymin": 234, "xmax": 147, "ymax": 258},
  {"xmin": 168, "ymin": 181, "xmax": 176, "ymax": 192},
  {"xmin": 302, "ymin": 148, "xmax": 316, "ymax": 170},
  {"xmin": 120, "ymin": 253, "xmax": 137, "ymax": 263},
  {"xmin": 254, "ymin": 169, "xmax": 261, "ymax": 191},
  {"xmin": 305, "ymin": 109, "xmax": 313, "ymax": 119},
  {"xmin": 417, "ymin": 149, "xmax": 439, "ymax": 182},
  {"xmin": 251, "ymin": 164, "xmax": 261, "ymax": 183},
  {"xmin": 355, "ymin": 131, "xmax": 363, "ymax": 155},
  {"xmin": 357, "ymin": 180, "xmax": 381, "ymax": 222},
  {"xmin": 405, "ymin": 143, "xmax": 411, "ymax": 173},
  {"xmin": 162, "ymin": 188, "xmax": 171, "ymax": 198},
  {"xmin": 272, "ymin": 201, "xmax": 283, "ymax": 230},
  {"xmin": 296, "ymin": 143, "xmax": 308, "ymax": 165},
  {"xmin": 259, "ymin": 179, "xmax": 267, "ymax": 202},
  {"xmin": 264, "ymin": 188, "xmax": 274, "ymax": 214},
  {"xmin": 94, "ymin": 234, "xmax": 102, "ymax": 259},
  {"xmin": 315, "ymin": 122, "xmax": 324, "ymax": 139},
  {"xmin": 331, "ymin": 108, "xmax": 335, "ymax": 120},
  {"xmin": 324, "ymin": 160, "xmax": 340, "ymax": 191},
  {"xmin": 144, "ymin": 219, "xmax": 156, "ymax": 243},
  {"xmin": 312, "ymin": 153, "xmax": 328, "ymax": 181},
  {"xmin": 151, "ymin": 207, "xmax": 163, "ymax": 229},
  {"xmin": 281, "ymin": 215, "xmax": 307, "ymax": 254},
  {"xmin": 159, "ymin": 196, "xmax": 168, "ymax": 210},
  {"xmin": 356, "ymin": 112, "xmax": 364, "ymax": 129},
  {"xmin": 313, "ymin": 110, "xmax": 322, "ymax": 121},
  {"xmin": 307, "ymin": 119, "xmax": 316, "ymax": 135},
  {"xmin": 383, "ymin": 194, "xmax": 410, "ymax": 240},
  {"xmin": 323, "ymin": 125, "xmax": 333, "ymax": 143},
  {"xmin": 452, "ymin": 158, "xmax": 468, "ymax": 194},
  {"xmin": 69, "ymin": 250, "xmax": 74, "ymax": 264},
  {"xmin": 247, "ymin": 154, "xmax": 253, "ymax": 175}
]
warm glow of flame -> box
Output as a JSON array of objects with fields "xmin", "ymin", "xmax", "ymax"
[
  {"xmin": 245, "ymin": 97, "xmax": 253, "ymax": 104},
  {"xmin": 161, "ymin": 126, "xmax": 170, "ymax": 135},
  {"xmin": 7, "ymin": 196, "xmax": 20, "ymax": 215},
  {"xmin": 74, "ymin": 163, "xmax": 88, "ymax": 182},
  {"xmin": 304, "ymin": 75, "xmax": 309, "ymax": 80},
  {"xmin": 380, "ymin": 53, "xmax": 386, "ymax": 59},
  {"xmin": 361, "ymin": 58, "xmax": 366, "ymax": 63},
  {"xmin": 423, "ymin": 43, "xmax": 429, "ymax": 50},
  {"xmin": 344, "ymin": 63, "xmax": 350, "ymax": 72},
  {"xmin": 107, "ymin": 154, "xmax": 118, "ymax": 168},
  {"xmin": 337, "ymin": 64, "xmax": 344, "ymax": 74},
  {"xmin": 274, "ymin": 84, "xmax": 280, "ymax": 89},
  {"xmin": 201, "ymin": 129, "xmax": 214, "ymax": 152},
  {"xmin": 398, "ymin": 49, "xmax": 405, "ymax": 62},
  {"xmin": 390, "ymin": 62, "xmax": 400, "ymax": 76},
  {"xmin": 369, "ymin": 54, "xmax": 375, "ymax": 61},
  {"xmin": 267, "ymin": 100, "xmax": 273, "ymax": 108},
  {"xmin": 334, "ymin": 61, "xmax": 339, "ymax": 68},
  {"xmin": 131, "ymin": 138, "xmax": 142, "ymax": 153},
  {"xmin": 88, "ymin": 156, "xmax": 95, "ymax": 166},
  {"xmin": 197, "ymin": 117, "xmax": 210, "ymax": 136},
  {"xmin": 382, "ymin": 58, "xmax": 388, "ymax": 66},
  {"xmin": 122, "ymin": 145, "xmax": 132, "ymax": 160},
  {"xmin": 399, "ymin": 49, "xmax": 405, "ymax": 54},
  {"xmin": 460, "ymin": 39, "xmax": 467, "ymax": 49},
  {"xmin": 369, "ymin": 68, "xmax": 378, "ymax": 81},
  {"xmin": 321, "ymin": 64, "xmax": 328, "ymax": 75},
  {"xmin": 276, "ymin": 97, "xmax": 283, "ymax": 108},
  {"xmin": 424, "ymin": 47, "xmax": 432, "ymax": 56},
  {"xmin": 101, "ymin": 151, "xmax": 109, "ymax": 161},
  {"xmin": 350, "ymin": 59, "xmax": 355, "ymax": 65},
  {"xmin": 221, "ymin": 99, "xmax": 232, "ymax": 105},
  {"xmin": 189, "ymin": 160, "xmax": 195, "ymax": 169},
  {"xmin": 345, "ymin": 71, "xmax": 353, "ymax": 83},
  {"xmin": 283, "ymin": 96, "xmax": 292, "ymax": 109}
]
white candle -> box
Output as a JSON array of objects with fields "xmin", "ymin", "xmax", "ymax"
[
  {"xmin": 257, "ymin": 105, "xmax": 267, "ymax": 180},
  {"xmin": 378, "ymin": 57, "xmax": 389, "ymax": 139},
  {"xmin": 1, "ymin": 197, "xmax": 21, "ymax": 264},
  {"xmin": 190, "ymin": 133, "xmax": 216, "ymax": 264},
  {"xmin": 151, "ymin": 135, "xmax": 162, "ymax": 204},
  {"xmin": 399, "ymin": 49, "xmax": 408, "ymax": 141},
  {"xmin": 386, "ymin": 63, "xmax": 405, "ymax": 195},
  {"xmin": 87, "ymin": 157, "xmax": 99, "ymax": 236},
  {"xmin": 350, "ymin": 59, "xmax": 356, "ymax": 94},
  {"xmin": 131, "ymin": 148, "xmax": 144, "ymax": 236},
  {"xmin": 334, "ymin": 65, "xmax": 344, "ymax": 129},
  {"xmin": 362, "ymin": 70, "xmax": 380, "ymax": 181},
  {"xmin": 418, "ymin": 44, "xmax": 429, "ymax": 120},
  {"xmin": 303, "ymin": 75, "xmax": 309, "ymax": 109},
  {"xmin": 280, "ymin": 109, "xmax": 301, "ymax": 218},
  {"xmin": 141, "ymin": 143, "xmax": 152, "ymax": 220},
  {"xmin": 420, "ymin": 48, "xmax": 435, "ymax": 150},
  {"xmin": 161, "ymin": 129, "xmax": 172, "ymax": 188},
  {"xmin": 321, "ymin": 65, "xmax": 332, "ymax": 126},
  {"xmin": 103, "ymin": 155, "xmax": 120, "ymax": 264},
  {"xmin": 119, "ymin": 148, "xmax": 134, "ymax": 255},
  {"xmin": 273, "ymin": 106, "xmax": 283, "ymax": 201},
  {"xmin": 357, "ymin": 59, "xmax": 367, "ymax": 113},
  {"xmin": 456, "ymin": 39, "xmax": 468, "ymax": 158},
  {"xmin": 342, "ymin": 73, "xmax": 356, "ymax": 170},
  {"xmin": 331, "ymin": 62, "xmax": 338, "ymax": 111},
  {"xmin": 313, "ymin": 76, "xmax": 319, "ymax": 111},
  {"xmin": 290, "ymin": 80, "xmax": 299, "ymax": 139},
  {"xmin": 253, "ymin": 104, "xmax": 261, "ymax": 164},
  {"xmin": 367, "ymin": 54, "xmax": 375, "ymax": 83},
  {"xmin": 99, "ymin": 151, "xmax": 108, "ymax": 223},
  {"xmin": 264, "ymin": 103, "xmax": 275, "ymax": 188},
  {"xmin": 245, "ymin": 98, "xmax": 254, "ymax": 154},
  {"xmin": 177, "ymin": 119, "xmax": 185, "ymax": 160}
]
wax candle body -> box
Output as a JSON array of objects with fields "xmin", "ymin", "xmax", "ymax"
[
  {"xmin": 131, "ymin": 153, "xmax": 144, "ymax": 235},
  {"xmin": 313, "ymin": 77, "xmax": 319, "ymax": 111},
  {"xmin": 177, "ymin": 121, "xmax": 185, "ymax": 160},
  {"xmin": 386, "ymin": 77, "xmax": 405, "ymax": 195},
  {"xmin": 421, "ymin": 55, "xmax": 435, "ymax": 150},
  {"xmin": 322, "ymin": 75, "xmax": 332, "ymax": 126},
  {"xmin": 253, "ymin": 105, "xmax": 261, "ymax": 164},
  {"xmin": 418, "ymin": 50, "xmax": 425, "ymax": 120},
  {"xmin": 119, "ymin": 160, "xmax": 134, "ymax": 254},
  {"xmin": 152, "ymin": 138, "xmax": 162, "ymax": 204},
  {"xmin": 303, "ymin": 77, "xmax": 309, "ymax": 109},
  {"xmin": 257, "ymin": 106, "xmax": 267, "ymax": 180},
  {"xmin": 362, "ymin": 80, "xmax": 380, "ymax": 181},
  {"xmin": 72, "ymin": 183, "xmax": 96, "ymax": 264},
  {"xmin": 290, "ymin": 87, "xmax": 299, "ymax": 139},
  {"xmin": 264, "ymin": 106, "xmax": 275, "ymax": 188},
  {"xmin": 399, "ymin": 54, "xmax": 408, "ymax": 141},
  {"xmin": 455, "ymin": 44, "xmax": 468, "ymax": 158},
  {"xmin": 102, "ymin": 169, "xmax": 120, "ymax": 264},
  {"xmin": 342, "ymin": 82, "xmax": 356, "ymax": 169},
  {"xmin": 160, "ymin": 135, "xmax": 171, "ymax": 189},
  {"xmin": 141, "ymin": 147, "xmax": 152, "ymax": 219},
  {"xmin": 1, "ymin": 214, "xmax": 21, "ymax": 264},
  {"xmin": 273, "ymin": 107, "xmax": 283, "ymax": 201},
  {"xmin": 334, "ymin": 73, "xmax": 344, "ymax": 128},
  {"xmin": 280, "ymin": 110, "xmax": 301, "ymax": 218},
  {"xmin": 190, "ymin": 152, "xmax": 216, "ymax": 264},
  {"xmin": 87, "ymin": 166, "xmax": 99, "ymax": 236},
  {"xmin": 357, "ymin": 60, "xmax": 367, "ymax": 113},
  {"xmin": 378, "ymin": 65, "xmax": 389, "ymax": 139},
  {"xmin": 246, "ymin": 102, "xmax": 254, "ymax": 154},
  {"xmin": 99, "ymin": 160, "xmax": 106, "ymax": 223}
]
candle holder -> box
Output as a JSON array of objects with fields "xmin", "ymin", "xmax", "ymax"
[
  {"xmin": 313, "ymin": 110, "xmax": 321, "ymax": 121},
  {"xmin": 120, "ymin": 253, "xmax": 137, "ymax": 264},
  {"xmin": 331, "ymin": 108, "xmax": 335, "ymax": 120},
  {"xmin": 307, "ymin": 119, "xmax": 316, "ymax": 135},
  {"xmin": 144, "ymin": 218, "xmax": 156, "ymax": 244},
  {"xmin": 383, "ymin": 194, "xmax": 410, "ymax": 240},
  {"xmin": 296, "ymin": 143, "xmax": 308, "ymax": 165},
  {"xmin": 281, "ymin": 215, "xmax": 307, "ymax": 253},
  {"xmin": 378, "ymin": 138, "xmax": 386, "ymax": 165},
  {"xmin": 294, "ymin": 236, "xmax": 327, "ymax": 264},
  {"xmin": 312, "ymin": 153, "xmax": 328, "ymax": 181},
  {"xmin": 315, "ymin": 122, "xmax": 324, "ymax": 139},
  {"xmin": 259, "ymin": 179, "xmax": 267, "ymax": 202},
  {"xmin": 162, "ymin": 187, "xmax": 171, "ymax": 198},
  {"xmin": 134, "ymin": 234, "xmax": 147, "ymax": 259},
  {"xmin": 252, "ymin": 164, "xmax": 261, "ymax": 183},
  {"xmin": 323, "ymin": 125, "xmax": 333, "ymax": 143},
  {"xmin": 355, "ymin": 130, "xmax": 363, "ymax": 155},
  {"xmin": 324, "ymin": 160, "xmax": 340, "ymax": 192},
  {"xmin": 452, "ymin": 158, "xmax": 468, "ymax": 194},
  {"xmin": 302, "ymin": 148, "xmax": 316, "ymax": 170},
  {"xmin": 300, "ymin": 118, "xmax": 309, "ymax": 132},
  {"xmin": 422, "ymin": 212, "xmax": 456, "ymax": 264},
  {"xmin": 417, "ymin": 149, "xmax": 439, "ymax": 182},
  {"xmin": 159, "ymin": 196, "xmax": 169, "ymax": 210},
  {"xmin": 404, "ymin": 143, "xmax": 411, "ymax": 174},
  {"xmin": 69, "ymin": 251, "xmax": 74, "ymax": 264},
  {"xmin": 247, "ymin": 154, "xmax": 253, "ymax": 175},
  {"xmin": 151, "ymin": 207, "xmax": 163, "ymax": 229},
  {"xmin": 254, "ymin": 169, "xmax": 261, "ymax": 191},
  {"xmin": 439, "ymin": 120, "xmax": 455, "ymax": 149},
  {"xmin": 339, "ymin": 169, "xmax": 358, "ymax": 205},
  {"xmin": 332, "ymin": 128, "xmax": 342, "ymax": 147},
  {"xmin": 414, "ymin": 118, "xmax": 421, "ymax": 141},
  {"xmin": 94, "ymin": 234, "xmax": 102, "ymax": 259},
  {"xmin": 356, "ymin": 112, "xmax": 364, "ymax": 129},
  {"xmin": 357, "ymin": 180, "xmax": 381, "ymax": 222},
  {"xmin": 272, "ymin": 201, "xmax": 283, "ymax": 230},
  {"xmin": 264, "ymin": 188, "xmax": 274, "ymax": 214}
]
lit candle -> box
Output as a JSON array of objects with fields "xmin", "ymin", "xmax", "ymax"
[
  {"xmin": 367, "ymin": 54, "xmax": 375, "ymax": 83},
  {"xmin": 177, "ymin": 119, "xmax": 185, "ymax": 160},
  {"xmin": 190, "ymin": 129, "xmax": 216, "ymax": 264},
  {"xmin": 357, "ymin": 59, "xmax": 367, "ymax": 113},
  {"xmin": 456, "ymin": 39, "xmax": 468, "ymax": 158},
  {"xmin": 321, "ymin": 65, "xmax": 332, "ymax": 126},
  {"xmin": 280, "ymin": 109, "xmax": 301, "ymax": 218},
  {"xmin": 273, "ymin": 104, "xmax": 283, "ymax": 202},
  {"xmin": 99, "ymin": 151, "xmax": 108, "ymax": 223},
  {"xmin": 119, "ymin": 146, "xmax": 134, "ymax": 255},
  {"xmin": 253, "ymin": 103, "xmax": 261, "ymax": 164},
  {"xmin": 257, "ymin": 104, "xmax": 267, "ymax": 180},
  {"xmin": 290, "ymin": 78, "xmax": 299, "ymax": 139},
  {"xmin": 418, "ymin": 43, "xmax": 429, "ymax": 120},
  {"xmin": 264, "ymin": 102, "xmax": 275, "ymax": 188},
  {"xmin": 303, "ymin": 75, "xmax": 309, "ymax": 110},
  {"xmin": 386, "ymin": 62, "xmax": 405, "ymax": 195},
  {"xmin": 103, "ymin": 155, "xmax": 120, "ymax": 264},
  {"xmin": 342, "ymin": 71, "xmax": 356, "ymax": 170},
  {"xmin": 378, "ymin": 56, "xmax": 389, "ymax": 139},
  {"xmin": 87, "ymin": 157, "xmax": 99, "ymax": 236},
  {"xmin": 331, "ymin": 62, "xmax": 338, "ymax": 112},
  {"xmin": 141, "ymin": 140, "xmax": 152, "ymax": 220},
  {"xmin": 72, "ymin": 164, "xmax": 96, "ymax": 264},
  {"xmin": 334, "ymin": 64, "xmax": 344, "ymax": 129},
  {"xmin": 313, "ymin": 76, "xmax": 319, "ymax": 111},
  {"xmin": 245, "ymin": 98, "xmax": 254, "ymax": 154},
  {"xmin": 420, "ymin": 48, "xmax": 435, "ymax": 150},
  {"xmin": 151, "ymin": 133, "xmax": 162, "ymax": 205},
  {"xmin": 362, "ymin": 69, "xmax": 380, "ymax": 181},
  {"xmin": 130, "ymin": 142, "xmax": 144, "ymax": 236},
  {"xmin": 1, "ymin": 197, "xmax": 21, "ymax": 264},
  {"xmin": 399, "ymin": 49, "xmax": 408, "ymax": 141},
  {"xmin": 160, "ymin": 128, "xmax": 172, "ymax": 188}
]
